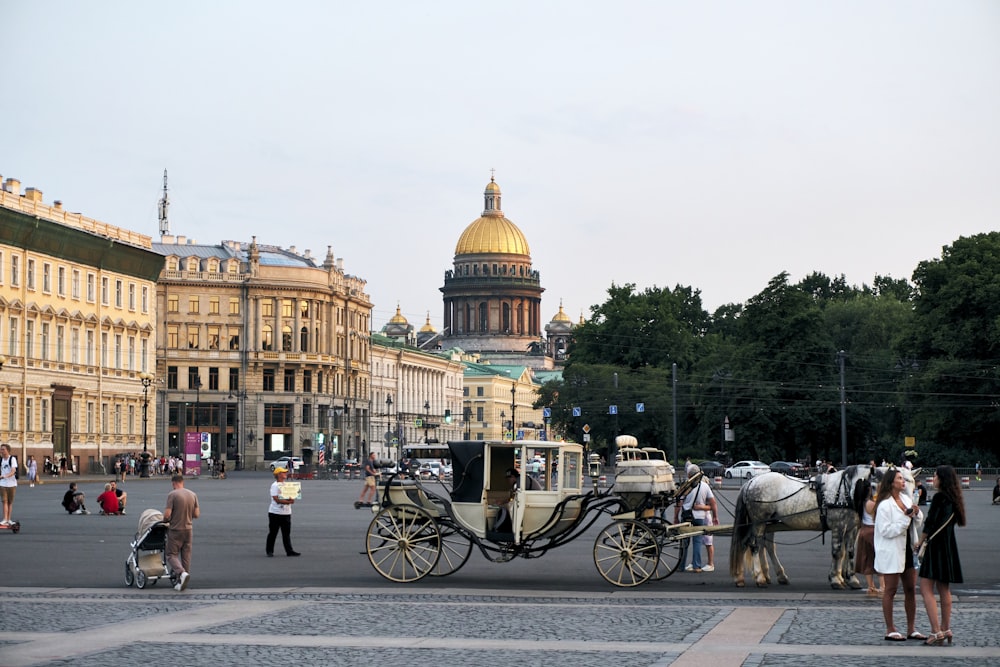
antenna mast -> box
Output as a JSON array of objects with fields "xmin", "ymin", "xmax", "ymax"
[{"xmin": 158, "ymin": 169, "xmax": 171, "ymax": 237}]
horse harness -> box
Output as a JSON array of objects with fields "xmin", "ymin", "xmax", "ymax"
[{"xmin": 811, "ymin": 470, "xmax": 856, "ymax": 533}]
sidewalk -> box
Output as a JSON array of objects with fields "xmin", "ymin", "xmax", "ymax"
[{"xmin": 1, "ymin": 587, "xmax": 997, "ymax": 667}]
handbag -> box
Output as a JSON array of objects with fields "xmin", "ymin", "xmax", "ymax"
[
  {"xmin": 680, "ymin": 485, "xmax": 701, "ymax": 522},
  {"xmin": 917, "ymin": 513, "xmax": 953, "ymax": 561}
]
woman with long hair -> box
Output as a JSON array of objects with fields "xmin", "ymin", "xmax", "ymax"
[
  {"xmin": 916, "ymin": 465, "xmax": 966, "ymax": 646},
  {"xmin": 854, "ymin": 482, "xmax": 882, "ymax": 597},
  {"xmin": 874, "ymin": 468, "xmax": 926, "ymax": 641}
]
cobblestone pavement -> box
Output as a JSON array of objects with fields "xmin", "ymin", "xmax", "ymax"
[{"xmin": 2, "ymin": 588, "xmax": 998, "ymax": 667}]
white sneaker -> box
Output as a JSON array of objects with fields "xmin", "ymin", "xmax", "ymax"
[
  {"xmin": 0, "ymin": 520, "xmax": 9, "ymax": 526},
  {"xmin": 702, "ymin": 564, "xmax": 715, "ymax": 572},
  {"xmin": 174, "ymin": 582, "xmax": 182, "ymax": 591},
  {"xmin": 179, "ymin": 571, "xmax": 190, "ymax": 591},
  {"xmin": 72, "ymin": 509, "xmax": 83, "ymax": 515},
  {"xmin": 684, "ymin": 564, "xmax": 694, "ymax": 572}
]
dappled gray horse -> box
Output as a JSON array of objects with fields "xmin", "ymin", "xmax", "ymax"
[{"xmin": 729, "ymin": 465, "xmax": 917, "ymax": 588}]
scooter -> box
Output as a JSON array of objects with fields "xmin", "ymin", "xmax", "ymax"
[
  {"xmin": 0, "ymin": 520, "xmax": 21, "ymax": 534},
  {"xmin": 353, "ymin": 501, "xmax": 379, "ymax": 510}
]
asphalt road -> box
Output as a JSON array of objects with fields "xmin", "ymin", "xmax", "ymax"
[{"xmin": 6, "ymin": 472, "xmax": 999, "ymax": 595}]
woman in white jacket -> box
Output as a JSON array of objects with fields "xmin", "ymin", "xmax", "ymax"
[{"xmin": 874, "ymin": 468, "xmax": 926, "ymax": 641}]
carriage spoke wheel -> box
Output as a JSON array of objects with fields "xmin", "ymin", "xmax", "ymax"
[
  {"xmin": 644, "ymin": 517, "xmax": 686, "ymax": 580},
  {"xmin": 366, "ymin": 506, "xmax": 441, "ymax": 582},
  {"xmin": 428, "ymin": 525, "xmax": 473, "ymax": 577},
  {"xmin": 593, "ymin": 520, "xmax": 660, "ymax": 587}
]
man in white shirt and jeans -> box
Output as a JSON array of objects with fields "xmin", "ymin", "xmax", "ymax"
[{"xmin": 674, "ymin": 465, "xmax": 720, "ymax": 573}]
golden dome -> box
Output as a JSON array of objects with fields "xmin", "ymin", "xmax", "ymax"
[
  {"xmin": 455, "ymin": 216, "xmax": 530, "ymax": 256},
  {"xmin": 419, "ymin": 312, "xmax": 436, "ymax": 333},
  {"xmin": 388, "ymin": 304, "xmax": 408, "ymax": 325},
  {"xmin": 551, "ymin": 302, "xmax": 572, "ymax": 323}
]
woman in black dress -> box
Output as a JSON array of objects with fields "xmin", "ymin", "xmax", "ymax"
[{"xmin": 916, "ymin": 465, "xmax": 966, "ymax": 645}]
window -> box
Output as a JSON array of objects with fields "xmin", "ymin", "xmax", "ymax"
[
  {"xmin": 72, "ymin": 269, "xmax": 80, "ymax": 299},
  {"xmin": 25, "ymin": 320, "xmax": 34, "ymax": 358},
  {"xmin": 40, "ymin": 323, "xmax": 49, "ymax": 360},
  {"xmin": 262, "ymin": 368, "xmax": 275, "ymax": 391},
  {"xmin": 11, "ymin": 255, "xmax": 19, "ymax": 287},
  {"xmin": 101, "ymin": 332, "xmax": 108, "ymax": 366},
  {"xmin": 188, "ymin": 296, "xmax": 199, "ymax": 313},
  {"xmin": 85, "ymin": 330, "xmax": 94, "ymax": 365},
  {"xmin": 27, "ymin": 259, "xmax": 36, "ymax": 289},
  {"xmin": 262, "ymin": 325, "xmax": 273, "ymax": 351},
  {"xmin": 25, "ymin": 398, "xmax": 33, "ymax": 431},
  {"xmin": 303, "ymin": 370, "xmax": 312, "ymax": 393},
  {"xmin": 300, "ymin": 300, "xmax": 309, "ymax": 317},
  {"xmin": 167, "ymin": 326, "xmax": 179, "ymax": 349},
  {"xmin": 261, "ymin": 301, "xmax": 273, "ymax": 317},
  {"xmin": 114, "ymin": 404, "xmax": 121, "ymax": 435},
  {"xmin": 101, "ymin": 277, "xmax": 109, "ymax": 304},
  {"xmin": 229, "ymin": 297, "xmax": 240, "ymax": 315},
  {"xmin": 302, "ymin": 403, "xmax": 311, "ymax": 425},
  {"xmin": 187, "ymin": 327, "xmax": 199, "ymax": 349},
  {"xmin": 141, "ymin": 286, "xmax": 149, "ymax": 313},
  {"xmin": 208, "ymin": 367, "xmax": 219, "ymax": 391},
  {"xmin": 300, "ymin": 326, "xmax": 308, "ymax": 351},
  {"xmin": 57, "ymin": 266, "xmax": 66, "ymax": 295},
  {"xmin": 264, "ymin": 404, "xmax": 292, "ymax": 427},
  {"xmin": 56, "ymin": 325, "xmax": 64, "ymax": 362},
  {"xmin": 42, "ymin": 263, "xmax": 51, "ymax": 292},
  {"xmin": 115, "ymin": 280, "xmax": 123, "ymax": 308},
  {"xmin": 141, "ymin": 338, "xmax": 148, "ymax": 372},
  {"xmin": 101, "ymin": 403, "xmax": 108, "ymax": 434},
  {"xmin": 229, "ymin": 331, "xmax": 240, "ymax": 350},
  {"xmin": 8, "ymin": 397, "xmax": 17, "ymax": 430},
  {"xmin": 281, "ymin": 325, "xmax": 292, "ymax": 351},
  {"xmin": 208, "ymin": 326, "xmax": 220, "ymax": 350},
  {"xmin": 209, "ymin": 297, "xmax": 219, "ymax": 314},
  {"xmin": 0, "ymin": 251, "xmax": 3, "ymax": 285},
  {"xmin": 229, "ymin": 368, "xmax": 240, "ymax": 391},
  {"xmin": 128, "ymin": 336, "xmax": 135, "ymax": 370},
  {"xmin": 128, "ymin": 283, "xmax": 135, "ymax": 310},
  {"xmin": 86, "ymin": 273, "xmax": 95, "ymax": 301},
  {"xmin": 167, "ymin": 295, "xmax": 179, "ymax": 312},
  {"xmin": 115, "ymin": 334, "xmax": 122, "ymax": 369},
  {"xmin": 8, "ymin": 317, "xmax": 18, "ymax": 356},
  {"xmin": 282, "ymin": 299, "xmax": 293, "ymax": 317},
  {"xmin": 476, "ymin": 387, "xmax": 484, "ymax": 397},
  {"xmin": 188, "ymin": 367, "xmax": 202, "ymax": 390},
  {"xmin": 86, "ymin": 401, "xmax": 94, "ymax": 433},
  {"xmin": 283, "ymin": 369, "xmax": 295, "ymax": 391},
  {"xmin": 476, "ymin": 407, "xmax": 484, "ymax": 421},
  {"xmin": 71, "ymin": 328, "xmax": 79, "ymax": 364},
  {"xmin": 128, "ymin": 405, "xmax": 135, "ymax": 435},
  {"xmin": 41, "ymin": 398, "xmax": 49, "ymax": 432},
  {"xmin": 167, "ymin": 366, "xmax": 178, "ymax": 389}
]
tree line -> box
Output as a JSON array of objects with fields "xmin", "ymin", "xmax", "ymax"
[{"xmin": 537, "ymin": 231, "xmax": 1000, "ymax": 469}]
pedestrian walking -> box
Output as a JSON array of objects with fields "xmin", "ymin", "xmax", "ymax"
[
  {"xmin": 0, "ymin": 444, "xmax": 18, "ymax": 525},
  {"xmin": 27, "ymin": 455, "xmax": 38, "ymax": 487},
  {"xmin": 266, "ymin": 467, "xmax": 300, "ymax": 557},
  {"xmin": 916, "ymin": 465, "xmax": 966, "ymax": 646},
  {"xmin": 163, "ymin": 473, "xmax": 200, "ymax": 591},
  {"xmin": 874, "ymin": 468, "xmax": 926, "ymax": 641},
  {"xmin": 358, "ymin": 452, "xmax": 378, "ymax": 505}
]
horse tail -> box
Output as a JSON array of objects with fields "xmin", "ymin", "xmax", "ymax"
[{"xmin": 729, "ymin": 486, "xmax": 753, "ymax": 578}]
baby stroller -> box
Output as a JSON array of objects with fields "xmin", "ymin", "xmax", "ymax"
[{"xmin": 124, "ymin": 509, "xmax": 174, "ymax": 589}]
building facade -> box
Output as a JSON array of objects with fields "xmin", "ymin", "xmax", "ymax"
[
  {"xmin": 152, "ymin": 235, "xmax": 372, "ymax": 470},
  {"xmin": 0, "ymin": 176, "xmax": 161, "ymax": 474}
]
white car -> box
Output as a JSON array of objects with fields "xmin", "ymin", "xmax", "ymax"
[
  {"xmin": 270, "ymin": 456, "xmax": 303, "ymax": 472},
  {"xmin": 724, "ymin": 460, "xmax": 770, "ymax": 479}
]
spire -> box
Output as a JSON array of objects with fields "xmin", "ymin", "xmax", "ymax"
[
  {"xmin": 158, "ymin": 169, "xmax": 170, "ymax": 237},
  {"xmin": 483, "ymin": 171, "xmax": 502, "ymax": 216}
]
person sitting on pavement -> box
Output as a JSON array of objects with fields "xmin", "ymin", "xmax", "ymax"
[
  {"xmin": 97, "ymin": 483, "xmax": 120, "ymax": 515},
  {"xmin": 61, "ymin": 482, "xmax": 89, "ymax": 514},
  {"xmin": 110, "ymin": 480, "xmax": 127, "ymax": 514}
]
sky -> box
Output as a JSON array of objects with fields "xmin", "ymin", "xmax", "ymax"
[{"xmin": 3, "ymin": 1, "xmax": 998, "ymax": 331}]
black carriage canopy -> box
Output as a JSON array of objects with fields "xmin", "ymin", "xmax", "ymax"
[{"xmin": 448, "ymin": 441, "xmax": 486, "ymax": 503}]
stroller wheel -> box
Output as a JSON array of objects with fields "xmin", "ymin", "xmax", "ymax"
[
  {"xmin": 135, "ymin": 569, "xmax": 148, "ymax": 589},
  {"xmin": 124, "ymin": 562, "xmax": 135, "ymax": 587}
]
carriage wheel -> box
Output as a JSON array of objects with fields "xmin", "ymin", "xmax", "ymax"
[
  {"xmin": 124, "ymin": 562, "xmax": 135, "ymax": 587},
  {"xmin": 428, "ymin": 525, "xmax": 473, "ymax": 577},
  {"xmin": 593, "ymin": 520, "xmax": 660, "ymax": 587},
  {"xmin": 135, "ymin": 568, "xmax": 148, "ymax": 589},
  {"xmin": 366, "ymin": 506, "xmax": 441, "ymax": 582},
  {"xmin": 653, "ymin": 535, "xmax": 686, "ymax": 580}
]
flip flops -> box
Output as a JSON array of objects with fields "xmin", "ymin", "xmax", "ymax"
[
  {"xmin": 908, "ymin": 631, "xmax": 928, "ymax": 640},
  {"xmin": 884, "ymin": 631, "xmax": 906, "ymax": 641}
]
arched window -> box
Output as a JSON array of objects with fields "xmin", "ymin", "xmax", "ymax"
[
  {"xmin": 262, "ymin": 325, "xmax": 273, "ymax": 351},
  {"xmin": 282, "ymin": 325, "xmax": 293, "ymax": 351},
  {"xmin": 300, "ymin": 326, "xmax": 309, "ymax": 351},
  {"xmin": 479, "ymin": 302, "xmax": 489, "ymax": 332},
  {"xmin": 502, "ymin": 302, "xmax": 511, "ymax": 333}
]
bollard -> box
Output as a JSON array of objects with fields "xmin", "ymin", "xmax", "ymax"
[
  {"xmin": 714, "ymin": 476, "xmax": 723, "ymax": 488},
  {"xmin": 598, "ymin": 474, "xmax": 607, "ymax": 488},
  {"xmin": 960, "ymin": 476, "xmax": 970, "ymax": 489}
]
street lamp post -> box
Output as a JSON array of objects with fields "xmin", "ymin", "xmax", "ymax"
[
  {"xmin": 463, "ymin": 407, "xmax": 471, "ymax": 440},
  {"xmin": 193, "ymin": 375, "xmax": 202, "ymax": 471},
  {"xmin": 423, "ymin": 400, "xmax": 430, "ymax": 443},
  {"xmin": 500, "ymin": 410, "xmax": 506, "ymax": 441},
  {"xmin": 386, "ymin": 395, "xmax": 397, "ymax": 465},
  {"xmin": 510, "ymin": 383, "xmax": 516, "ymax": 441},
  {"xmin": 139, "ymin": 372, "xmax": 154, "ymax": 477}
]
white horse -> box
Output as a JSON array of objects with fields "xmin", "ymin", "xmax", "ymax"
[{"xmin": 728, "ymin": 465, "xmax": 918, "ymax": 588}]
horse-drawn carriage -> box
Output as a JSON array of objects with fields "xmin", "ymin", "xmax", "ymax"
[{"xmin": 364, "ymin": 435, "xmax": 718, "ymax": 586}]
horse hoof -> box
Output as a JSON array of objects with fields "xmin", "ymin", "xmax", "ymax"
[
  {"xmin": 778, "ymin": 577, "xmax": 790, "ymax": 585},
  {"xmin": 830, "ymin": 582, "xmax": 846, "ymax": 590},
  {"xmin": 735, "ymin": 581, "xmax": 746, "ymax": 588}
]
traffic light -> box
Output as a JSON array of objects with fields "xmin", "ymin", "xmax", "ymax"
[{"xmin": 444, "ymin": 409, "xmax": 452, "ymax": 423}]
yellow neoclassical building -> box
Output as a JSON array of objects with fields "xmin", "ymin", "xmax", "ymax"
[
  {"xmin": 0, "ymin": 176, "xmax": 161, "ymax": 474},
  {"xmin": 151, "ymin": 234, "xmax": 372, "ymax": 469}
]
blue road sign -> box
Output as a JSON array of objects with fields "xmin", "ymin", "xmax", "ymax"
[
  {"xmin": 542, "ymin": 407, "xmax": 551, "ymax": 418},
  {"xmin": 609, "ymin": 405, "xmax": 618, "ymax": 415},
  {"xmin": 636, "ymin": 403, "xmax": 645, "ymax": 413},
  {"xmin": 572, "ymin": 407, "xmax": 581, "ymax": 417}
]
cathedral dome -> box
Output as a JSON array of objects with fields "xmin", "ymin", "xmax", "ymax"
[
  {"xmin": 454, "ymin": 176, "xmax": 531, "ymax": 256},
  {"xmin": 388, "ymin": 304, "xmax": 408, "ymax": 325},
  {"xmin": 419, "ymin": 312, "xmax": 437, "ymax": 333}
]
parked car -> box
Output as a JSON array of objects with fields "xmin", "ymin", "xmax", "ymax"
[
  {"xmin": 695, "ymin": 460, "xmax": 726, "ymax": 478},
  {"xmin": 769, "ymin": 461, "xmax": 808, "ymax": 478},
  {"xmin": 724, "ymin": 460, "xmax": 770, "ymax": 479},
  {"xmin": 269, "ymin": 456, "xmax": 303, "ymax": 472},
  {"xmin": 417, "ymin": 461, "xmax": 452, "ymax": 479}
]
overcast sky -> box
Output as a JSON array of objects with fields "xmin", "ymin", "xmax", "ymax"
[{"xmin": 3, "ymin": 1, "xmax": 998, "ymax": 331}]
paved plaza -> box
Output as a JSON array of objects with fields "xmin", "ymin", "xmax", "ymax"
[{"xmin": 2, "ymin": 471, "xmax": 998, "ymax": 666}]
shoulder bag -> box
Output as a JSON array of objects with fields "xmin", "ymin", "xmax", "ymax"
[{"xmin": 917, "ymin": 513, "xmax": 953, "ymax": 561}]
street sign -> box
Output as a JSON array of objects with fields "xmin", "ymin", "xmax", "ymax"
[
  {"xmin": 415, "ymin": 418, "xmax": 423, "ymax": 427},
  {"xmin": 582, "ymin": 423, "xmax": 591, "ymax": 434},
  {"xmin": 609, "ymin": 405, "xmax": 618, "ymax": 415},
  {"xmin": 572, "ymin": 407, "xmax": 581, "ymax": 417},
  {"xmin": 542, "ymin": 407, "xmax": 551, "ymax": 418},
  {"xmin": 636, "ymin": 403, "xmax": 645, "ymax": 413}
]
